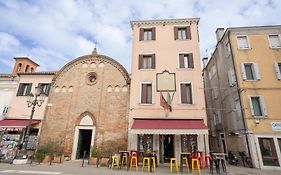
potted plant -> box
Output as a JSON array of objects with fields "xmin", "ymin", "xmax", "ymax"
[
  {"xmin": 89, "ymin": 146, "xmax": 100, "ymax": 166},
  {"xmin": 35, "ymin": 146, "xmax": 48, "ymax": 164},
  {"xmin": 53, "ymin": 145, "xmax": 64, "ymax": 163}
]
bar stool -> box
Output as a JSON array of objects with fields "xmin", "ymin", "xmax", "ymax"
[
  {"xmin": 191, "ymin": 158, "xmax": 201, "ymax": 174},
  {"xmin": 142, "ymin": 157, "xmax": 151, "ymax": 172},
  {"xmin": 170, "ymin": 158, "xmax": 179, "ymax": 173},
  {"xmin": 182, "ymin": 157, "xmax": 190, "ymax": 171},
  {"xmin": 205, "ymin": 155, "xmax": 210, "ymax": 168},
  {"xmin": 151, "ymin": 156, "xmax": 156, "ymax": 172},
  {"xmin": 130, "ymin": 152, "xmax": 138, "ymax": 171},
  {"xmin": 111, "ymin": 155, "xmax": 120, "ymax": 169},
  {"xmin": 121, "ymin": 153, "xmax": 128, "ymax": 169}
]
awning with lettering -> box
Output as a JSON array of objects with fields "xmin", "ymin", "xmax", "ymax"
[
  {"xmin": 129, "ymin": 119, "xmax": 208, "ymax": 135},
  {"xmin": 0, "ymin": 119, "xmax": 41, "ymax": 131}
]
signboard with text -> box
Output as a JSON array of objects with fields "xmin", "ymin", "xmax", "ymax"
[{"xmin": 271, "ymin": 122, "xmax": 281, "ymax": 131}]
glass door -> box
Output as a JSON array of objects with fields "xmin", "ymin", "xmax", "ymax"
[{"xmin": 258, "ymin": 138, "xmax": 279, "ymax": 166}]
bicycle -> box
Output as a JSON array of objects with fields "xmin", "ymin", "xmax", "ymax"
[{"xmin": 238, "ymin": 151, "xmax": 253, "ymax": 168}]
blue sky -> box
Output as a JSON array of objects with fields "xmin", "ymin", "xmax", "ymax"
[{"xmin": 0, "ymin": 0, "xmax": 280, "ymax": 73}]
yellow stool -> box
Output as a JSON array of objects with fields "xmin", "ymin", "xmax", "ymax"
[
  {"xmin": 191, "ymin": 158, "xmax": 201, "ymax": 174},
  {"xmin": 170, "ymin": 158, "xmax": 179, "ymax": 173},
  {"xmin": 121, "ymin": 154, "xmax": 128, "ymax": 168},
  {"xmin": 111, "ymin": 155, "xmax": 120, "ymax": 170},
  {"xmin": 151, "ymin": 157, "xmax": 156, "ymax": 172},
  {"xmin": 130, "ymin": 155, "xmax": 138, "ymax": 171},
  {"xmin": 142, "ymin": 157, "xmax": 151, "ymax": 172},
  {"xmin": 183, "ymin": 157, "xmax": 190, "ymax": 171}
]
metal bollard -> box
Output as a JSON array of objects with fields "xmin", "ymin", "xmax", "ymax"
[{"xmin": 81, "ymin": 151, "xmax": 86, "ymax": 167}]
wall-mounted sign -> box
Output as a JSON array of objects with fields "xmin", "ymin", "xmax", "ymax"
[{"xmin": 271, "ymin": 122, "xmax": 281, "ymax": 131}]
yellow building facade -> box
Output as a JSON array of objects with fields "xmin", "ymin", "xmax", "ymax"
[{"xmin": 204, "ymin": 26, "xmax": 281, "ymax": 169}]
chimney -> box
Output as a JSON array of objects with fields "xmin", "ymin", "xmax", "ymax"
[
  {"xmin": 216, "ymin": 28, "xmax": 225, "ymax": 42},
  {"xmin": 202, "ymin": 57, "xmax": 208, "ymax": 68}
]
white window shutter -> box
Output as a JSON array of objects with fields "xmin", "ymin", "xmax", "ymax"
[
  {"xmin": 217, "ymin": 111, "xmax": 222, "ymax": 123},
  {"xmin": 274, "ymin": 62, "xmax": 281, "ymax": 80},
  {"xmin": 253, "ymin": 63, "xmax": 261, "ymax": 80},
  {"xmin": 228, "ymin": 70, "xmax": 233, "ymax": 86},
  {"xmin": 231, "ymin": 69, "xmax": 236, "ymax": 84},
  {"xmin": 259, "ymin": 96, "xmax": 267, "ymax": 116},
  {"xmin": 248, "ymin": 97, "xmax": 255, "ymax": 116},
  {"xmin": 240, "ymin": 63, "xmax": 247, "ymax": 80}
]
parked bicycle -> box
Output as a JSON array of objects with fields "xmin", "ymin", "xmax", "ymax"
[
  {"xmin": 238, "ymin": 151, "xmax": 253, "ymax": 168},
  {"xmin": 227, "ymin": 151, "xmax": 238, "ymax": 166}
]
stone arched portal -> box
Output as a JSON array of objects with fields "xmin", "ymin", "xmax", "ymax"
[{"xmin": 71, "ymin": 113, "xmax": 96, "ymax": 160}]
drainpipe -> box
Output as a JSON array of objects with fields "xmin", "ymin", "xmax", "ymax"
[{"xmin": 227, "ymin": 31, "xmax": 253, "ymax": 167}]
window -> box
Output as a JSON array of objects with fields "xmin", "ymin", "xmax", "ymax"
[
  {"xmin": 38, "ymin": 83, "xmax": 51, "ymax": 96},
  {"xmin": 138, "ymin": 134, "xmax": 153, "ymax": 155},
  {"xmin": 258, "ymin": 138, "xmax": 279, "ymax": 166},
  {"xmin": 237, "ymin": 35, "xmax": 249, "ymax": 49},
  {"xmin": 174, "ymin": 26, "xmax": 191, "ymax": 40},
  {"xmin": 269, "ymin": 34, "xmax": 281, "ymax": 48},
  {"xmin": 138, "ymin": 54, "xmax": 155, "ymax": 69},
  {"xmin": 179, "ymin": 53, "xmax": 194, "ymax": 68},
  {"xmin": 249, "ymin": 96, "xmax": 267, "ymax": 116},
  {"xmin": 241, "ymin": 63, "xmax": 260, "ymax": 80},
  {"xmin": 274, "ymin": 62, "xmax": 281, "ymax": 80},
  {"xmin": 226, "ymin": 42, "xmax": 231, "ymax": 56},
  {"xmin": 139, "ymin": 27, "xmax": 156, "ymax": 41},
  {"xmin": 141, "ymin": 83, "xmax": 152, "ymax": 104},
  {"xmin": 180, "ymin": 83, "xmax": 192, "ymax": 104},
  {"xmin": 228, "ymin": 68, "xmax": 236, "ymax": 86},
  {"xmin": 16, "ymin": 83, "xmax": 32, "ymax": 96},
  {"xmin": 181, "ymin": 135, "xmax": 197, "ymax": 153}
]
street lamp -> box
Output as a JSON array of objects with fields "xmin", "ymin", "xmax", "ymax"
[{"xmin": 22, "ymin": 85, "xmax": 46, "ymax": 152}]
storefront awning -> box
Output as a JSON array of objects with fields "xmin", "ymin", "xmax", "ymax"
[
  {"xmin": 0, "ymin": 119, "xmax": 41, "ymax": 131},
  {"xmin": 129, "ymin": 119, "xmax": 208, "ymax": 135}
]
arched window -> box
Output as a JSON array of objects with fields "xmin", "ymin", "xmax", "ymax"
[
  {"xmin": 31, "ymin": 67, "xmax": 34, "ymax": 72},
  {"xmin": 17, "ymin": 63, "xmax": 22, "ymax": 72},
  {"xmin": 25, "ymin": 65, "xmax": 30, "ymax": 72}
]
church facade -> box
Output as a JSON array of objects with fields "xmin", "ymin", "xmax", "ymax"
[{"xmin": 39, "ymin": 50, "xmax": 130, "ymax": 159}]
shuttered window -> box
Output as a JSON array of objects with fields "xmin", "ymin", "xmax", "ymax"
[
  {"xmin": 179, "ymin": 53, "xmax": 194, "ymax": 68},
  {"xmin": 237, "ymin": 36, "xmax": 249, "ymax": 49},
  {"xmin": 139, "ymin": 27, "xmax": 156, "ymax": 41},
  {"xmin": 269, "ymin": 35, "xmax": 281, "ymax": 48},
  {"xmin": 38, "ymin": 83, "xmax": 52, "ymax": 96},
  {"xmin": 241, "ymin": 62, "xmax": 260, "ymax": 81},
  {"xmin": 141, "ymin": 83, "xmax": 152, "ymax": 104},
  {"xmin": 180, "ymin": 83, "xmax": 192, "ymax": 104},
  {"xmin": 16, "ymin": 83, "xmax": 32, "ymax": 96},
  {"xmin": 249, "ymin": 96, "xmax": 267, "ymax": 116},
  {"xmin": 174, "ymin": 26, "xmax": 191, "ymax": 40},
  {"xmin": 274, "ymin": 62, "xmax": 281, "ymax": 80},
  {"xmin": 138, "ymin": 54, "xmax": 155, "ymax": 69}
]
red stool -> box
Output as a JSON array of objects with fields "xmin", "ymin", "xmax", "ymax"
[
  {"xmin": 130, "ymin": 150, "xmax": 139, "ymax": 165},
  {"xmin": 205, "ymin": 155, "xmax": 210, "ymax": 168}
]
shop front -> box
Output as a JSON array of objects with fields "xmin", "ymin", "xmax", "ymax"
[
  {"xmin": 254, "ymin": 134, "xmax": 281, "ymax": 169},
  {"xmin": 128, "ymin": 119, "xmax": 209, "ymax": 164},
  {"xmin": 0, "ymin": 119, "xmax": 40, "ymax": 162}
]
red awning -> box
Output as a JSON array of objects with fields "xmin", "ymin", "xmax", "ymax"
[
  {"xmin": 0, "ymin": 119, "xmax": 41, "ymax": 131},
  {"xmin": 130, "ymin": 119, "xmax": 208, "ymax": 135}
]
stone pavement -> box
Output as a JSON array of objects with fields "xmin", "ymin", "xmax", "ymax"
[{"xmin": 0, "ymin": 160, "xmax": 280, "ymax": 175}]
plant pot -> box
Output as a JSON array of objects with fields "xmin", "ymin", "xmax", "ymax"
[
  {"xmin": 89, "ymin": 157, "xmax": 98, "ymax": 165},
  {"xmin": 53, "ymin": 155, "xmax": 64, "ymax": 163},
  {"xmin": 42, "ymin": 155, "xmax": 51, "ymax": 163},
  {"xmin": 100, "ymin": 157, "xmax": 109, "ymax": 167}
]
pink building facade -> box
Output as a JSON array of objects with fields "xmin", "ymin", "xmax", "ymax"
[{"xmin": 128, "ymin": 18, "xmax": 209, "ymax": 163}]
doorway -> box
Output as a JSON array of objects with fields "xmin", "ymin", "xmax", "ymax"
[
  {"xmin": 159, "ymin": 135, "xmax": 174, "ymax": 163},
  {"xmin": 76, "ymin": 129, "xmax": 92, "ymax": 159}
]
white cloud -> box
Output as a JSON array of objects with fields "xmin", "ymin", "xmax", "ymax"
[{"xmin": 0, "ymin": 0, "xmax": 280, "ymax": 73}]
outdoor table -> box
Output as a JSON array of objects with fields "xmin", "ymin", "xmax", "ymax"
[
  {"xmin": 119, "ymin": 151, "xmax": 130, "ymax": 170},
  {"xmin": 180, "ymin": 152, "xmax": 191, "ymax": 173},
  {"xmin": 212, "ymin": 153, "xmax": 227, "ymax": 174}
]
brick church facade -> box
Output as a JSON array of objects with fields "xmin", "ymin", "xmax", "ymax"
[{"xmin": 39, "ymin": 50, "xmax": 130, "ymax": 159}]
